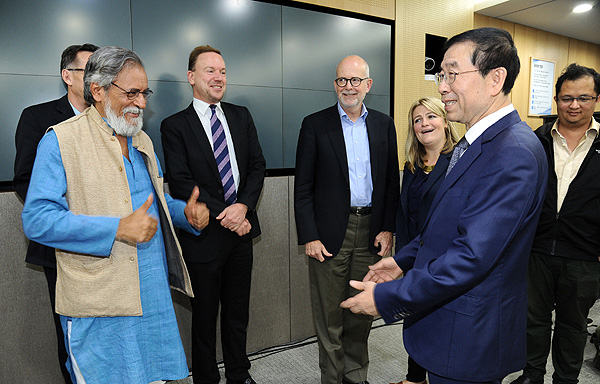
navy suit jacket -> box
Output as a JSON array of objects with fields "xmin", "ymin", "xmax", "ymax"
[
  {"xmin": 375, "ymin": 110, "xmax": 547, "ymax": 381},
  {"xmin": 294, "ymin": 104, "xmax": 399, "ymax": 256},
  {"xmin": 14, "ymin": 94, "xmax": 75, "ymax": 267},
  {"xmin": 395, "ymin": 153, "xmax": 451, "ymax": 251},
  {"xmin": 160, "ymin": 102, "xmax": 266, "ymax": 263}
]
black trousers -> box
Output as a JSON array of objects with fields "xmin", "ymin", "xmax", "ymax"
[
  {"xmin": 523, "ymin": 252, "xmax": 600, "ymax": 384},
  {"xmin": 43, "ymin": 266, "xmax": 73, "ymax": 384},
  {"xmin": 187, "ymin": 237, "xmax": 253, "ymax": 384}
]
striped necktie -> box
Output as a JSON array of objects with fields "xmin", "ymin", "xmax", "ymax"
[
  {"xmin": 446, "ymin": 137, "xmax": 469, "ymax": 176},
  {"xmin": 210, "ymin": 104, "xmax": 237, "ymax": 205}
]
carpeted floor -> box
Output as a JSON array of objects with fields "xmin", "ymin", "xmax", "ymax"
[{"xmin": 172, "ymin": 300, "xmax": 600, "ymax": 383}]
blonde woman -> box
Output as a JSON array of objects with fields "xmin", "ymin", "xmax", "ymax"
[{"xmin": 392, "ymin": 97, "xmax": 460, "ymax": 384}]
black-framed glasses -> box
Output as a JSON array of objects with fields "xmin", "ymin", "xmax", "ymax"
[
  {"xmin": 111, "ymin": 82, "xmax": 153, "ymax": 100},
  {"xmin": 556, "ymin": 95, "xmax": 599, "ymax": 105},
  {"xmin": 434, "ymin": 69, "xmax": 480, "ymax": 85},
  {"xmin": 334, "ymin": 77, "xmax": 370, "ymax": 87},
  {"xmin": 66, "ymin": 68, "xmax": 85, "ymax": 72}
]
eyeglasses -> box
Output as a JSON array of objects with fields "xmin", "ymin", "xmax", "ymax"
[
  {"xmin": 111, "ymin": 82, "xmax": 153, "ymax": 100},
  {"xmin": 334, "ymin": 77, "xmax": 370, "ymax": 87},
  {"xmin": 434, "ymin": 69, "xmax": 480, "ymax": 85},
  {"xmin": 556, "ymin": 95, "xmax": 599, "ymax": 105},
  {"xmin": 66, "ymin": 68, "xmax": 85, "ymax": 72}
]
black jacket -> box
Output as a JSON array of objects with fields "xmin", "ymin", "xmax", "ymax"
[
  {"xmin": 531, "ymin": 119, "xmax": 600, "ymax": 261},
  {"xmin": 13, "ymin": 95, "xmax": 75, "ymax": 267},
  {"xmin": 294, "ymin": 105, "xmax": 399, "ymax": 256}
]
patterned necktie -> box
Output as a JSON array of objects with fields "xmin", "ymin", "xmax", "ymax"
[
  {"xmin": 210, "ymin": 105, "xmax": 237, "ymax": 205},
  {"xmin": 446, "ymin": 137, "xmax": 469, "ymax": 176}
]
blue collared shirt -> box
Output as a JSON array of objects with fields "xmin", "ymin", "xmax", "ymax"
[{"xmin": 337, "ymin": 102, "xmax": 373, "ymax": 207}]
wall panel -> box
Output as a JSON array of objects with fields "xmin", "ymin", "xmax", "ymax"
[
  {"xmin": 512, "ymin": 24, "xmax": 570, "ymax": 130},
  {"xmin": 291, "ymin": 0, "xmax": 395, "ymax": 20},
  {"xmin": 0, "ymin": 0, "xmax": 392, "ymax": 182},
  {"xmin": 394, "ymin": 0, "xmax": 473, "ymax": 164}
]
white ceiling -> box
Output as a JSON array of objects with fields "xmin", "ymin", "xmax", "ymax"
[{"xmin": 475, "ymin": 0, "xmax": 600, "ymax": 45}]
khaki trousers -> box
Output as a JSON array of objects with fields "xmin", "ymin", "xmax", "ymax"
[{"xmin": 308, "ymin": 213, "xmax": 380, "ymax": 384}]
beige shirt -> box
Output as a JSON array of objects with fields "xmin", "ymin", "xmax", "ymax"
[{"xmin": 552, "ymin": 118, "xmax": 600, "ymax": 211}]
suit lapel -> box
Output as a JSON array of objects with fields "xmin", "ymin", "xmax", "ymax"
[
  {"xmin": 401, "ymin": 168, "xmax": 416, "ymax": 220},
  {"xmin": 423, "ymin": 110, "xmax": 522, "ymax": 227},
  {"xmin": 56, "ymin": 94, "xmax": 75, "ymax": 121},
  {"xmin": 422, "ymin": 152, "xmax": 449, "ymax": 198},
  {"xmin": 324, "ymin": 106, "xmax": 350, "ymax": 186},
  {"xmin": 366, "ymin": 111, "xmax": 380, "ymax": 184},
  {"xmin": 183, "ymin": 103, "xmax": 222, "ymax": 181}
]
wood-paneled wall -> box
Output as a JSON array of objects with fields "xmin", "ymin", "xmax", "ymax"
[
  {"xmin": 290, "ymin": 2, "xmax": 600, "ymax": 162},
  {"xmin": 291, "ymin": 0, "xmax": 395, "ymax": 20},
  {"xmin": 475, "ymin": 14, "xmax": 600, "ymax": 130}
]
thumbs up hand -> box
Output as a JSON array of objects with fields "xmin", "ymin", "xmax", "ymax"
[
  {"xmin": 116, "ymin": 194, "xmax": 158, "ymax": 243},
  {"xmin": 184, "ymin": 186, "xmax": 209, "ymax": 230}
]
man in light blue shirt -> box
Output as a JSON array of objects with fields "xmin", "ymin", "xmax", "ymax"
[{"xmin": 295, "ymin": 55, "xmax": 399, "ymax": 384}]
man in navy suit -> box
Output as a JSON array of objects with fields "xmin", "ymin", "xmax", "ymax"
[
  {"xmin": 295, "ymin": 55, "xmax": 399, "ymax": 384},
  {"xmin": 341, "ymin": 28, "xmax": 548, "ymax": 384},
  {"xmin": 13, "ymin": 43, "xmax": 98, "ymax": 384},
  {"xmin": 161, "ymin": 45, "xmax": 265, "ymax": 384}
]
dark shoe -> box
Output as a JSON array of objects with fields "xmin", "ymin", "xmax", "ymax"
[
  {"xmin": 341, "ymin": 380, "xmax": 369, "ymax": 384},
  {"xmin": 227, "ymin": 378, "xmax": 256, "ymax": 384},
  {"xmin": 509, "ymin": 376, "xmax": 540, "ymax": 384}
]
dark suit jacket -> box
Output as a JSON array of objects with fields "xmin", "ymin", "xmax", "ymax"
[
  {"xmin": 395, "ymin": 153, "xmax": 451, "ymax": 251},
  {"xmin": 375, "ymin": 110, "xmax": 548, "ymax": 381},
  {"xmin": 14, "ymin": 94, "xmax": 75, "ymax": 267},
  {"xmin": 294, "ymin": 104, "xmax": 399, "ymax": 256},
  {"xmin": 160, "ymin": 102, "xmax": 266, "ymax": 263}
]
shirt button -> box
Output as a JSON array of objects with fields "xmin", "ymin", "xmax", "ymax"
[
  {"xmin": 110, "ymin": 137, "xmax": 116, "ymax": 141},
  {"xmin": 118, "ymin": 166, "xmax": 123, "ymax": 172},
  {"xmin": 124, "ymin": 198, "xmax": 129, "ymax": 203},
  {"xmin": 129, "ymin": 257, "xmax": 135, "ymax": 262}
]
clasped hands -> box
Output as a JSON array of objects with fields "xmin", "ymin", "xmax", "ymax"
[
  {"xmin": 339, "ymin": 255, "xmax": 403, "ymax": 317},
  {"xmin": 216, "ymin": 202, "xmax": 251, "ymax": 236},
  {"xmin": 116, "ymin": 186, "xmax": 209, "ymax": 244}
]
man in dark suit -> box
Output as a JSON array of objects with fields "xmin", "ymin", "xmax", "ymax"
[
  {"xmin": 342, "ymin": 28, "xmax": 548, "ymax": 384},
  {"xmin": 294, "ymin": 55, "xmax": 399, "ymax": 384},
  {"xmin": 160, "ymin": 45, "xmax": 265, "ymax": 384},
  {"xmin": 13, "ymin": 43, "xmax": 98, "ymax": 384}
]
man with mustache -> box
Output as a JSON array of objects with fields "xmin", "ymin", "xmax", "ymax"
[
  {"xmin": 21, "ymin": 46, "xmax": 209, "ymax": 384},
  {"xmin": 294, "ymin": 55, "xmax": 399, "ymax": 384}
]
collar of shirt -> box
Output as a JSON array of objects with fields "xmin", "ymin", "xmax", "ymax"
[
  {"xmin": 69, "ymin": 101, "xmax": 82, "ymax": 116},
  {"xmin": 193, "ymin": 97, "xmax": 223, "ymax": 117},
  {"xmin": 551, "ymin": 117, "xmax": 600, "ymax": 142},
  {"xmin": 337, "ymin": 102, "xmax": 368, "ymax": 122},
  {"xmin": 464, "ymin": 104, "xmax": 515, "ymax": 145}
]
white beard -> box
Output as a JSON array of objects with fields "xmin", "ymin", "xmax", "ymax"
[{"xmin": 105, "ymin": 98, "xmax": 144, "ymax": 137}]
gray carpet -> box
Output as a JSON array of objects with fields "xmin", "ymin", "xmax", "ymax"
[{"xmin": 173, "ymin": 300, "xmax": 600, "ymax": 383}]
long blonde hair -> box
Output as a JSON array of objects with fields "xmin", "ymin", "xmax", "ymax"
[{"xmin": 405, "ymin": 97, "xmax": 460, "ymax": 173}]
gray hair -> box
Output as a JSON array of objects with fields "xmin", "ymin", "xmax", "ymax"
[{"xmin": 83, "ymin": 46, "xmax": 144, "ymax": 105}]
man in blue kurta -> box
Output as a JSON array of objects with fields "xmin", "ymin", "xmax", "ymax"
[{"xmin": 21, "ymin": 46, "xmax": 210, "ymax": 384}]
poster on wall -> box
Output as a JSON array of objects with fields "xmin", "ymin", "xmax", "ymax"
[{"xmin": 528, "ymin": 58, "xmax": 555, "ymax": 116}]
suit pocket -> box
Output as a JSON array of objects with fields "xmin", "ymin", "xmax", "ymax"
[{"xmin": 442, "ymin": 293, "xmax": 478, "ymax": 316}]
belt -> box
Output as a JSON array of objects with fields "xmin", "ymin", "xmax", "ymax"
[{"xmin": 349, "ymin": 206, "xmax": 372, "ymax": 215}]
